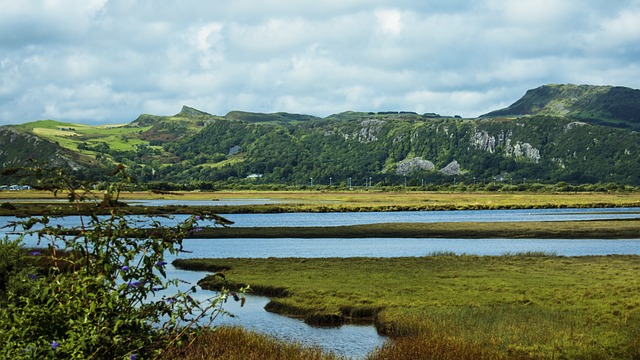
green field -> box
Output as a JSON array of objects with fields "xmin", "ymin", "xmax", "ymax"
[{"xmin": 175, "ymin": 254, "xmax": 640, "ymax": 359}]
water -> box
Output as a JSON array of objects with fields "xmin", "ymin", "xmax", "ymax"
[
  {"xmin": 179, "ymin": 237, "xmax": 640, "ymax": 258},
  {"xmin": 4, "ymin": 207, "xmax": 636, "ymax": 231},
  {"xmin": 3, "ymin": 207, "xmax": 640, "ymax": 359}
]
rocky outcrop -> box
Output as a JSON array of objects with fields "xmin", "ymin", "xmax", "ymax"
[
  {"xmin": 440, "ymin": 160, "xmax": 460, "ymax": 175},
  {"xmin": 470, "ymin": 130, "xmax": 541, "ymax": 162},
  {"xmin": 395, "ymin": 157, "xmax": 435, "ymax": 175},
  {"xmin": 355, "ymin": 119, "xmax": 385, "ymax": 143}
]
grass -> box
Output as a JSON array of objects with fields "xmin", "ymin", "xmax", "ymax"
[
  {"xmin": 2, "ymin": 189, "xmax": 640, "ymax": 204},
  {"xmin": 18, "ymin": 120, "xmax": 152, "ymax": 152},
  {"xmin": 175, "ymin": 255, "xmax": 640, "ymax": 359},
  {"xmin": 164, "ymin": 326, "xmax": 343, "ymax": 360},
  {"xmin": 2, "ymin": 189, "xmax": 640, "ymax": 214}
]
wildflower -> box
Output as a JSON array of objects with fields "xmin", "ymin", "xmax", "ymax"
[
  {"xmin": 193, "ymin": 227, "xmax": 203, "ymax": 233},
  {"xmin": 195, "ymin": 215, "xmax": 201, "ymax": 220},
  {"xmin": 130, "ymin": 354, "xmax": 137, "ymax": 360},
  {"xmin": 29, "ymin": 251, "xmax": 41, "ymax": 256},
  {"xmin": 121, "ymin": 265, "xmax": 130, "ymax": 272},
  {"xmin": 128, "ymin": 280, "xmax": 141, "ymax": 287},
  {"xmin": 28, "ymin": 274, "xmax": 37, "ymax": 280},
  {"xmin": 165, "ymin": 297, "xmax": 175, "ymax": 304},
  {"xmin": 155, "ymin": 261, "xmax": 167, "ymax": 267},
  {"xmin": 51, "ymin": 341, "xmax": 59, "ymax": 350}
]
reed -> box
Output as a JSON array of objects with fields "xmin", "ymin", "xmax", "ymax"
[{"xmin": 164, "ymin": 326, "xmax": 343, "ymax": 360}]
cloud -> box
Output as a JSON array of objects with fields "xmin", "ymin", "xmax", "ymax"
[{"xmin": 0, "ymin": 0, "xmax": 639, "ymax": 124}]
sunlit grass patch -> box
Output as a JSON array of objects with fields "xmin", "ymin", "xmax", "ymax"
[{"xmin": 176, "ymin": 255, "xmax": 640, "ymax": 359}]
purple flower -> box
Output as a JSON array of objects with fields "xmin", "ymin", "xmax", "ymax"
[
  {"xmin": 193, "ymin": 227, "xmax": 203, "ymax": 233},
  {"xmin": 28, "ymin": 274, "xmax": 37, "ymax": 280},
  {"xmin": 130, "ymin": 354, "xmax": 137, "ymax": 360},
  {"xmin": 127, "ymin": 280, "xmax": 141, "ymax": 287},
  {"xmin": 121, "ymin": 265, "xmax": 130, "ymax": 272},
  {"xmin": 51, "ymin": 341, "xmax": 60, "ymax": 350},
  {"xmin": 155, "ymin": 261, "xmax": 167, "ymax": 267},
  {"xmin": 165, "ymin": 297, "xmax": 175, "ymax": 304},
  {"xmin": 29, "ymin": 251, "xmax": 41, "ymax": 256},
  {"xmin": 195, "ymin": 215, "xmax": 201, "ymax": 220}
]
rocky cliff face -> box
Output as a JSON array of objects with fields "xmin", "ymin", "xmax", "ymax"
[{"xmin": 470, "ymin": 130, "xmax": 541, "ymax": 162}]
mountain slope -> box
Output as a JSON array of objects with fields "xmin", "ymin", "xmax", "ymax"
[
  {"xmin": 0, "ymin": 126, "xmax": 97, "ymax": 173},
  {"xmin": 158, "ymin": 113, "xmax": 640, "ymax": 185},
  {"xmin": 2, "ymin": 84, "xmax": 640, "ymax": 186},
  {"xmin": 481, "ymin": 84, "xmax": 640, "ymax": 129}
]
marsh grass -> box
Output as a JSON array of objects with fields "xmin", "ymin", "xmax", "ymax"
[
  {"xmin": 177, "ymin": 255, "xmax": 640, "ymax": 359},
  {"xmin": 2, "ymin": 190, "xmax": 640, "ymax": 214},
  {"xmin": 164, "ymin": 326, "xmax": 343, "ymax": 360}
]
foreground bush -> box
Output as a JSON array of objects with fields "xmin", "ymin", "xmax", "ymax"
[{"xmin": 0, "ymin": 165, "xmax": 239, "ymax": 359}]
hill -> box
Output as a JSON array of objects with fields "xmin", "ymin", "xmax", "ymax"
[
  {"xmin": 1, "ymin": 84, "xmax": 640, "ymax": 187},
  {"xmin": 481, "ymin": 84, "xmax": 640, "ymax": 129},
  {"xmin": 0, "ymin": 126, "xmax": 98, "ymax": 174}
]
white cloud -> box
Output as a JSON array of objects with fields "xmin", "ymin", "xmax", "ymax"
[
  {"xmin": 0, "ymin": 0, "xmax": 639, "ymax": 123},
  {"xmin": 375, "ymin": 9, "xmax": 405, "ymax": 36}
]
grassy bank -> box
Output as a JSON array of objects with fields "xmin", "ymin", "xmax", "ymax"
[
  {"xmin": 1, "ymin": 190, "xmax": 640, "ymax": 216},
  {"xmin": 194, "ymin": 219, "xmax": 640, "ymax": 239},
  {"xmin": 174, "ymin": 255, "xmax": 640, "ymax": 359}
]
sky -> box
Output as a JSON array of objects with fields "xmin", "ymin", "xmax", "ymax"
[{"xmin": 1, "ymin": 0, "xmax": 640, "ymax": 125}]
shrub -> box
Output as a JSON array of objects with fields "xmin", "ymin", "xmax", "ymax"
[{"xmin": 0, "ymin": 165, "xmax": 242, "ymax": 359}]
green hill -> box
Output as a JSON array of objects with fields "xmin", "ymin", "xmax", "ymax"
[
  {"xmin": 0, "ymin": 126, "xmax": 101, "ymax": 180},
  {"xmin": 2, "ymin": 84, "xmax": 640, "ymax": 186},
  {"xmin": 481, "ymin": 84, "xmax": 640, "ymax": 129},
  {"xmin": 156, "ymin": 114, "xmax": 639, "ymax": 186}
]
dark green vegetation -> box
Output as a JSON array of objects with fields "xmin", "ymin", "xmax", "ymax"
[
  {"xmin": 175, "ymin": 255, "xmax": 640, "ymax": 359},
  {"xmin": 191, "ymin": 219, "xmax": 640, "ymax": 239},
  {"xmin": 2, "ymin": 84, "xmax": 640, "ymax": 187}
]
